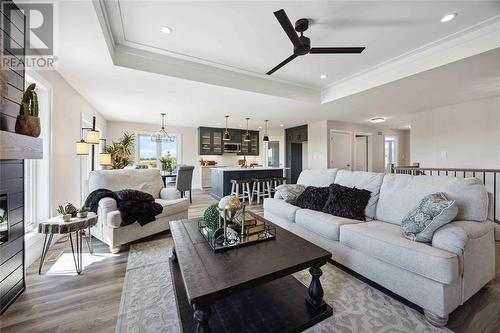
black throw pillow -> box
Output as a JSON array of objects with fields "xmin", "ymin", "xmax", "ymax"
[
  {"xmin": 322, "ymin": 184, "xmax": 371, "ymax": 221},
  {"xmin": 295, "ymin": 186, "xmax": 330, "ymax": 211},
  {"xmin": 115, "ymin": 189, "xmax": 154, "ymax": 203}
]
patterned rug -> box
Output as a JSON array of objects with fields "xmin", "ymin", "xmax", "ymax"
[{"xmin": 116, "ymin": 237, "xmax": 452, "ymax": 333}]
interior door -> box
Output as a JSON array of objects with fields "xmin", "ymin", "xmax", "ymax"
[
  {"xmin": 290, "ymin": 143, "xmax": 303, "ymax": 184},
  {"xmin": 354, "ymin": 136, "xmax": 368, "ymax": 171},
  {"xmin": 330, "ymin": 131, "xmax": 352, "ymax": 169}
]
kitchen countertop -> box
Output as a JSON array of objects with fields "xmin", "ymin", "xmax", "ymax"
[{"xmin": 211, "ymin": 166, "xmax": 286, "ymax": 171}]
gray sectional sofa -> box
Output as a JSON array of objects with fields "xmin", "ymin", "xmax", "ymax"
[{"xmin": 263, "ymin": 169, "xmax": 496, "ymax": 326}]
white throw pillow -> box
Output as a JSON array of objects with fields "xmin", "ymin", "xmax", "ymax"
[
  {"xmin": 401, "ymin": 192, "xmax": 458, "ymax": 242},
  {"xmin": 275, "ymin": 184, "xmax": 306, "ymax": 204}
]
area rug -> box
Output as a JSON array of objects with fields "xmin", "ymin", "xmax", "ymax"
[{"xmin": 116, "ymin": 237, "xmax": 452, "ymax": 333}]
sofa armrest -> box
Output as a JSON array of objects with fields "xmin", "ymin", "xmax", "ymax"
[
  {"xmin": 432, "ymin": 220, "xmax": 495, "ymax": 274},
  {"xmin": 97, "ymin": 197, "xmax": 118, "ymax": 228},
  {"xmin": 160, "ymin": 187, "xmax": 181, "ymax": 200}
]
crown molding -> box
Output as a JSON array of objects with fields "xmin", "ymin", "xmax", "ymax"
[{"xmin": 321, "ymin": 16, "xmax": 500, "ymax": 104}]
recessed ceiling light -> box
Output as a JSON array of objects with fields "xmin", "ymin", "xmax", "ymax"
[
  {"xmin": 216, "ymin": 122, "xmax": 221, "ymax": 126},
  {"xmin": 440, "ymin": 13, "xmax": 457, "ymax": 23},
  {"xmin": 258, "ymin": 126, "xmax": 263, "ymax": 129},
  {"xmin": 280, "ymin": 124, "xmax": 284, "ymax": 127},
  {"xmin": 320, "ymin": 74, "xmax": 328, "ymax": 79},
  {"xmin": 239, "ymin": 124, "xmax": 243, "ymax": 128},
  {"xmin": 369, "ymin": 117, "xmax": 385, "ymax": 123},
  {"xmin": 161, "ymin": 26, "xmax": 173, "ymax": 34}
]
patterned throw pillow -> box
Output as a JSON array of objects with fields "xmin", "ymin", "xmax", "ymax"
[
  {"xmin": 295, "ymin": 186, "xmax": 330, "ymax": 211},
  {"xmin": 275, "ymin": 184, "xmax": 305, "ymax": 204},
  {"xmin": 401, "ymin": 192, "xmax": 458, "ymax": 242},
  {"xmin": 322, "ymin": 184, "xmax": 371, "ymax": 221}
]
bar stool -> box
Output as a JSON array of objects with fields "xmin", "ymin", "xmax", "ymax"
[
  {"xmin": 230, "ymin": 179, "xmax": 252, "ymax": 204},
  {"xmin": 271, "ymin": 176, "xmax": 287, "ymax": 195},
  {"xmin": 251, "ymin": 178, "xmax": 272, "ymax": 204}
]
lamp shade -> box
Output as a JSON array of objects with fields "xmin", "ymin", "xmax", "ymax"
[
  {"xmin": 76, "ymin": 140, "xmax": 89, "ymax": 155},
  {"xmin": 99, "ymin": 153, "xmax": 112, "ymax": 166},
  {"xmin": 263, "ymin": 135, "xmax": 269, "ymax": 142},
  {"xmin": 86, "ymin": 130, "xmax": 100, "ymax": 144}
]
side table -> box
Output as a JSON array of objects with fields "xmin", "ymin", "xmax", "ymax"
[{"xmin": 38, "ymin": 212, "xmax": 97, "ymax": 275}]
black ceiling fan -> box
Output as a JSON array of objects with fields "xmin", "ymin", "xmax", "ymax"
[{"xmin": 267, "ymin": 9, "xmax": 366, "ymax": 75}]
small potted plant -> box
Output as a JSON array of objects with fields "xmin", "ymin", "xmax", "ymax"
[
  {"xmin": 15, "ymin": 83, "xmax": 41, "ymax": 137},
  {"xmin": 159, "ymin": 156, "xmax": 169, "ymax": 172},
  {"xmin": 77, "ymin": 205, "xmax": 89, "ymax": 218},
  {"xmin": 57, "ymin": 205, "xmax": 72, "ymax": 222}
]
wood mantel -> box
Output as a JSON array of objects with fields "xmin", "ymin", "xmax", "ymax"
[{"xmin": 0, "ymin": 130, "xmax": 43, "ymax": 159}]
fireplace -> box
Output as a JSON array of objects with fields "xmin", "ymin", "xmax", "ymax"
[{"xmin": 0, "ymin": 193, "xmax": 7, "ymax": 245}]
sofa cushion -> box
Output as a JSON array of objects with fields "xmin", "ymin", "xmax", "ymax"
[
  {"xmin": 334, "ymin": 170, "xmax": 384, "ymax": 219},
  {"xmin": 401, "ymin": 192, "xmax": 458, "ymax": 242},
  {"xmin": 340, "ymin": 221, "xmax": 459, "ymax": 284},
  {"xmin": 295, "ymin": 186, "xmax": 330, "ymax": 211},
  {"xmin": 88, "ymin": 169, "xmax": 164, "ymax": 198},
  {"xmin": 155, "ymin": 198, "xmax": 190, "ymax": 218},
  {"xmin": 376, "ymin": 174, "xmax": 488, "ymax": 225},
  {"xmin": 263, "ymin": 198, "xmax": 300, "ymax": 222},
  {"xmin": 323, "ymin": 184, "xmax": 371, "ymax": 221},
  {"xmin": 295, "ymin": 209, "xmax": 365, "ymax": 241},
  {"xmin": 297, "ymin": 169, "xmax": 338, "ymax": 187}
]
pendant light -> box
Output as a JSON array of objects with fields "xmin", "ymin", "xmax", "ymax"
[
  {"xmin": 244, "ymin": 118, "xmax": 251, "ymax": 142},
  {"xmin": 223, "ymin": 115, "xmax": 231, "ymax": 141},
  {"xmin": 263, "ymin": 120, "xmax": 269, "ymax": 142},
  {"xmin": 151, "ymin": 113, "xmax": 175, "ymax": 142}
]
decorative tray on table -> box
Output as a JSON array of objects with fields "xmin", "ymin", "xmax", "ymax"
[{"xmin": 198, "ymin": 205, "xmax": 276, "ymax": 252}]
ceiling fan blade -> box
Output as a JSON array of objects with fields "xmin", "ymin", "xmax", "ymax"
[
  {"xmin": 274, "ymin": 9, "xmax": 301, "ymax": 47},
  {"xmin": 266, "ymin": 54, "xmax": 297, "ymax": 75},
  {"xmin": 310, "ymin": 47, "xmax": 365, "ymax": 54}
]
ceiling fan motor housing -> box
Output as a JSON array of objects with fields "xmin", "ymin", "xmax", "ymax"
[
  {"xmin": 294, "ymin": 19, "xmax": 310, "ymax": 55},
  {"xmin": 294, "ymin": 36, "xmax": 310, "ymax": 55}
]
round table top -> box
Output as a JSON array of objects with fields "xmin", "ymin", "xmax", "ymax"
[{"xmin": 38, "ymin": 212, "xmax": 97, "ymax": 234}]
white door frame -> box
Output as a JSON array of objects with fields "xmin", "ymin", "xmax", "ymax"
[
  {"xmin": 329, "ymin": 129, "xmax": 352, "ymax": 170},
  {"xmin": 353, "ymin": 132, "xmax": 373, "ymax": 172}
]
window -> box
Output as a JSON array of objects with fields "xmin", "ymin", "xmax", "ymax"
[
  {"xmin": 384, "ymin": 136, "xmax": 397, "ymax": 171},
  {"xmin": 24, "ymin": 75, "xmax": 51, "ymax": 232},
  {"xmin": 137, "ymin": 133, "xmax": 180, "ymax": 169}
]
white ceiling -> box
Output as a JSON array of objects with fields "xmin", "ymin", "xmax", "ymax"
[
  {"xmin": 104, "ymin": 0, "xmax": 500, "ymax": 88},
  {"xmin": 53, "ymin": 1, "xmax": 500, "ymax": 129}
]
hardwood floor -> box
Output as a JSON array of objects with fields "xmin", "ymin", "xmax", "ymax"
[{"xmin": 0, "ymin": 189, "xmax": 498, "ymax": 333}]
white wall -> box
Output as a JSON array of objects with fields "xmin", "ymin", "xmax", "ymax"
[
  {"xmin": 306, "ymin": 120, "xmax": 408, "ymax": 172},
  {"xmin": 307, "ymin": 120, "xmax": 329, "ymax": 169},
  {"xmin": 30, "ymin": 69, "xmax": 107, "ymax": 213},
  {"xmin": 411, "ymin": 96, "xmax": 500, "ymax": 168}
]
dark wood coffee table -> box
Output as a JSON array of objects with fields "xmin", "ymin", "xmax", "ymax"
[{"xmin": 169, "ymin": 212, "xmax": 332, "ymax": 332}]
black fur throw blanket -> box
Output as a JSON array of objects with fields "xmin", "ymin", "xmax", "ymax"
[{"xmin": 85, "ymin": 189, "xmax": 163, "ymax": 227}]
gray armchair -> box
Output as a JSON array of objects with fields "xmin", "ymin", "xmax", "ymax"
[{"xmin": 176, "ymin": 165, "xmax": 195, "ymax": 203}]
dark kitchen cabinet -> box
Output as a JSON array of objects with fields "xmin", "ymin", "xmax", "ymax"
[
  {"xmin": 198, "ymin": 127, "xmax": 223, "ymax": 155},
  {"xmin": 285, "ymin": 125, "xmax": 308, "ymax": 183},
  {"xmin": 239, "ymin": 130, "xmax": 259, "ymax": 156}
]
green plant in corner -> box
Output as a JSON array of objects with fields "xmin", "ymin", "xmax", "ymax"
[{"xmin": 105, "ymin": 132, "xmax": 135, "ymax": 169}]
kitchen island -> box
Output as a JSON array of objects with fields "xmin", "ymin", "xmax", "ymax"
[{"xmin": 211, "ymin": 167, "xmax": 286, "ymax": 200}]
